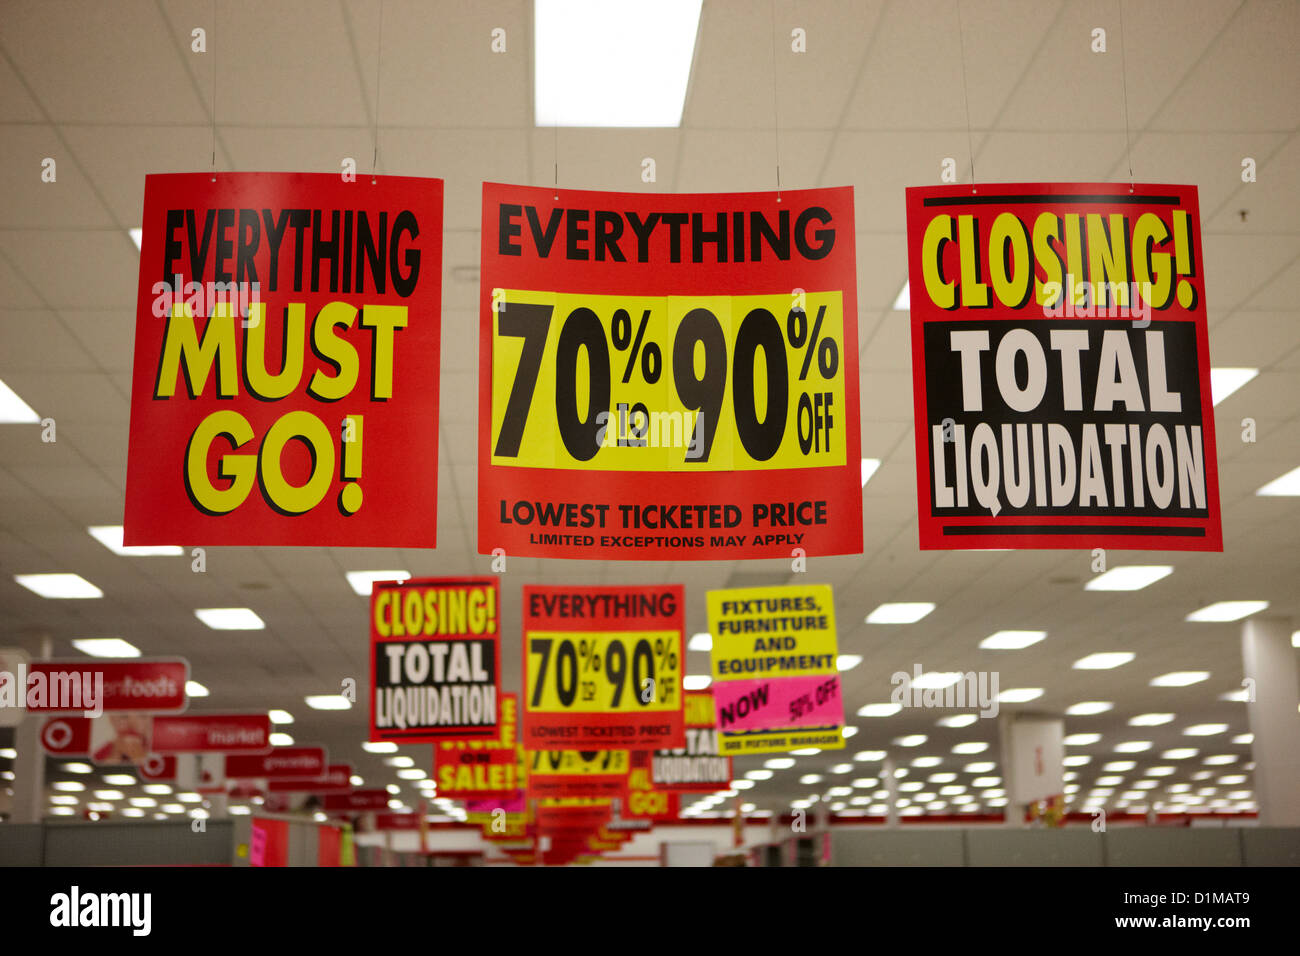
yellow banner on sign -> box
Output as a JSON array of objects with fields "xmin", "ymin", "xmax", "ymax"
[
  {"xmin": 525, "ymin": 631, "xmax": 681, "ymax": 714},
  {"xmin": 491, "ymin": 290, "xmax": 847, "ymax": 472},
  {"xmin": 529, "ymin": 749, "xmax": 630, "ymax": 776}
]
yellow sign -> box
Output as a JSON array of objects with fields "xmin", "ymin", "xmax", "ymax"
[
  {"xmin": 525, "ymin": 631, "xmax": 681, "ymax": 714},
  {"xmin": 491, "ymin": 290, "xmax": 847, "ymax": 471},
  {"xmin": 706, "ymin": 584, "xmax": 845, "ymax": 754}
]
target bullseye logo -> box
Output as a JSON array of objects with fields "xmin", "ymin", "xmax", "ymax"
[
  {"xmin": 141, "ymin": 753, "xmax": 166, "ymax": 777},
  {"xmin": 42, "ymin": 719, "xmax": 74, "ymax": 751}
]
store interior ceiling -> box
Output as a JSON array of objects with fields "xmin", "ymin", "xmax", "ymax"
[{"xmin": 0, "ymin": 0, "xmax": 1297, "ymax": 819}]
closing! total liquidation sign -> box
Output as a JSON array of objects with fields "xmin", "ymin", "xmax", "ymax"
[
  {"xmin": 124, "ymin": 172, "xmax": 443, "ymax": 548},
  {"xmin": 478, "ymin": 183, "xmax": 863, "ymax": 561},
  {"xmin": 370, "ymin": 577, "xmax": 501, "ymax": 743},
  {"xmin": 905, "ymin": 183, "xmax": 1221, "ymax": 551}
]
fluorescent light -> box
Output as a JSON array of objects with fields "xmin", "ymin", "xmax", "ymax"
[
  {"xmin": 72, "ymin": 638, "xmax": 140, "ymax": 658},
  {"xmin": 764, "ymin": 758, "xmax": 795, "ymax": 770},
  {"xmin": 53, "ymin": 781, "xmax": 84, "ymax": 792},
  {"xmin": 363, "ymin": 742, "xmax": 397, "ymax": 754},
  {"xmin": 860, "ymin": 459, "xmax": 881, "ymax": 488},
  {"xmin": 910, "ymin": 756, "xmax": 942, "ymax": 768},
  {"xmin": 1209, "ymin": 367, "xmax": 1258, "ymax": 405},
  {"xmin": 1219, "ymin": 688, "xmax": 1250, "ymax": 702},
  {"xmin": 892, "ymin": 281, "xmax": 910, "ymax": 311},
  {"xmin": 305, "ymin": 695, "xmax": 351, "ymax": 710},
  {"xmin": 194, "ymin": 607, "xmax": 264, "ymax": 630},
  {"xmin": 350, "ymin": 775, "xmax": 364, "ymax": 786},
  {"xmin": 1065, "ymin": 733, "xmax": 1101, "ymax": 746},
  {"xmin": 1186, "ymin": 601, "xmax": 1269, "ymax": 622},
  {"xmin": 841, "ymin": 726, "xmax": 859, "ymax": 738},
  {"xmin": 791, "ymin": 748, "xmax": 821, "ymax": 756},
  {"xmin": 1066, "ymin": 701, "xmax": 1113, "ymax": 716},
  {"xmin": 854, "ymin": 751, "xmax": 886, "ymax": 762},
  {"xmin": 385, "ymin": 756, "xmax": 414, "ymax": 768},
  {"xmin": 535, "ymin": 0, "xmax": 702, "ymax": 127},
  {"xmin": 1183, "ymin": 724, "xmax": 1229, "ymax": 736},
  {"xmin": 893, "ymin": 735, "xmax": 927, "ymax": 748},
  {"xmin": 964, "ymin": 763, "xmax": 995, "ymax": 774},
  {"xmin": 1232, "ymin": 733, "xmax": 1253, "ymax": 744},
  {"xmin": 87, "ymin": 525, "xmax": 182, "ymax": 557},
  {"xmin": 745, "ymin": 770, "xmax": 774, "ymax": 780},
  {"xmin": 688, "ymin": 632, "xmax": 712, "ymax": 652},
  {"xmin": 1073, "ymin": 652, "xmax": 1134, "ymax": 670},
  {"xmin": 0, "ymin": 748, "xmax": 15, "ymax": 759},
  {"xmin": 952, "ymin": 742, "xmax": 987, "ymax": 755},
  {"xmin": 1114, "ymin": 741, "xmax": 1152, "ymax": 753},
  {"xmin": 185, "ymin": 681, "xmax": 209, "ymax": 697},
  {"xmin": 937, "ymin": 714, "xmax": 978, "ymax": 728},
  {"xmin": 912, "ymin": 672, "xmax": 963, "ymax": 690},
  {"xmin": 15, "ymin": 573, "xmax": 102, "ymax": 599},
  {"xmin": 397, "ymin": 768, "xmax": 426, "ymax": 780},
  {"xmin": 344, "ymin": 570, "xmax": 410, "ymax": 596},
  {"xmin": 1062, "ymin": 755, "xmax": 1091, "ymax": 766},
  {"xmin": 1085, "ymin": 565, "xmax": 1173, "ymax": 591},
  {"xmin": 1257, "ymin": 466, "xmax": 1300, "ymax": 496},
  {"xmin": 269, "ymin": 732, "xmax": 294, "ymax": 746},
  {"xmin": 0, "ymin": 378, "xmax": 39, "ymax": 423},
  {"xmin": 128, "ymin": 228, "xmax": 143, "ymax": 250},
  {"xmin": 1203, "ymin": 755, "xmax": 1236, "ymax": 766},
  {"xmin": 799, "ymin": 774, "xmax": 822, "ymax": 784},
  {"xmin": 1129, "ymin": 713, "xmax": 1174, "ymax": 726},
  {"xmin": 857, "ymin": 702, "xmax": 901, "ymax": 717},
  {"xmin": 836, "ymin": 655, "xmax": 863, "ymax": 672},
  {"xmin": 683, "ymin": 675, "xmax": 712, "ymax": 690},
  {"xmin": 268, "ymin": 709, "xmax": 294, "ymax": 725},
  {"xmin": 94, "ymin": 789, "xmax": 126, "ymax": 799},
  {"xmin": 1150, "ymin": 672, "xmax": 1210, "ymax": 687},
  {"xmin": 980, "ymin": 630, "xmax": 1045, "ymax": 650},
  {"xmin": 143, "ymin": 784, "xmax": 171, "ymax": 795},
  {"xmin": 61, "ymin": 762, "xmax": 93, "ymax": 774},
  {"xmin": 997, "ymin": 688, "xmax": 1043, "ymax": 703},
  {"xmin": 866, "ymin": 602, "xmax": 935, "ymax": 624},
  {"xmin": 1162, "ymin": 748, "xmax": 1199, "ymax": 760}
]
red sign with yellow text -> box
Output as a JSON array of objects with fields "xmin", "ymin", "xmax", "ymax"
[
  {"xmin": 905, "ymin": 183, "xmax": 1220, "ymax": 551},
  {"xmin": 434, "ymin": 693, "xmax": 524, "ymax": 799},
  {"xmin": 479, "ymin": 183, "xmax": 862, "ymax": 561},
  {"xmin": 124, "ymin": 172, "xmax": 443, "ymax": 547},
  {"xmin": 522, "ymin": 585, "xmax": 685, "ymax": 751}
]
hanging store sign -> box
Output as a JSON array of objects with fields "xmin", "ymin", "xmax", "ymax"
[
  {"xmin": 370, "ymin": 577, "xmax": 500, "ymax": 743},
  {"xmin": 521, "ymin": 585, "xmax": 685, "ymax": 751},
  {"xmin": 124, "ymin": 171, "xmax": 444, "ymax": 547},
  {"xmin": 706, "ymin": 584, "xmax": 845, "ymax": 755},
  {"xmin": 479, "ymin": 183, "xmax": 862, "ymax": 561},
  {"xmin": 905, "ymin": 183, "xmax": 1220, "ymax": 550}
]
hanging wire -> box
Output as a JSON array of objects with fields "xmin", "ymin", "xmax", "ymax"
[
  {"xmin": 372, "ymin": 0, "xmax": 385, "ymax": 183},
  {"xmin": 210, "ymin": 0, "xmax": 216, "ymax": 180},
  {"xmin": 769, "ymin": 0, "xmax": 782, "ymax": 201},
  {"xmin": 955, "ymin": 0, "xmax": 976, "ymax": 191},
  {"xmin": 1117, "ymin": 0, "xmax": 1135, "ymax": 190}
]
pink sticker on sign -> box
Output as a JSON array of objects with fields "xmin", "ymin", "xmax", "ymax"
[{"xmin": 712, "ymin": 675, "xmax": 842, "ymax": 733}]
